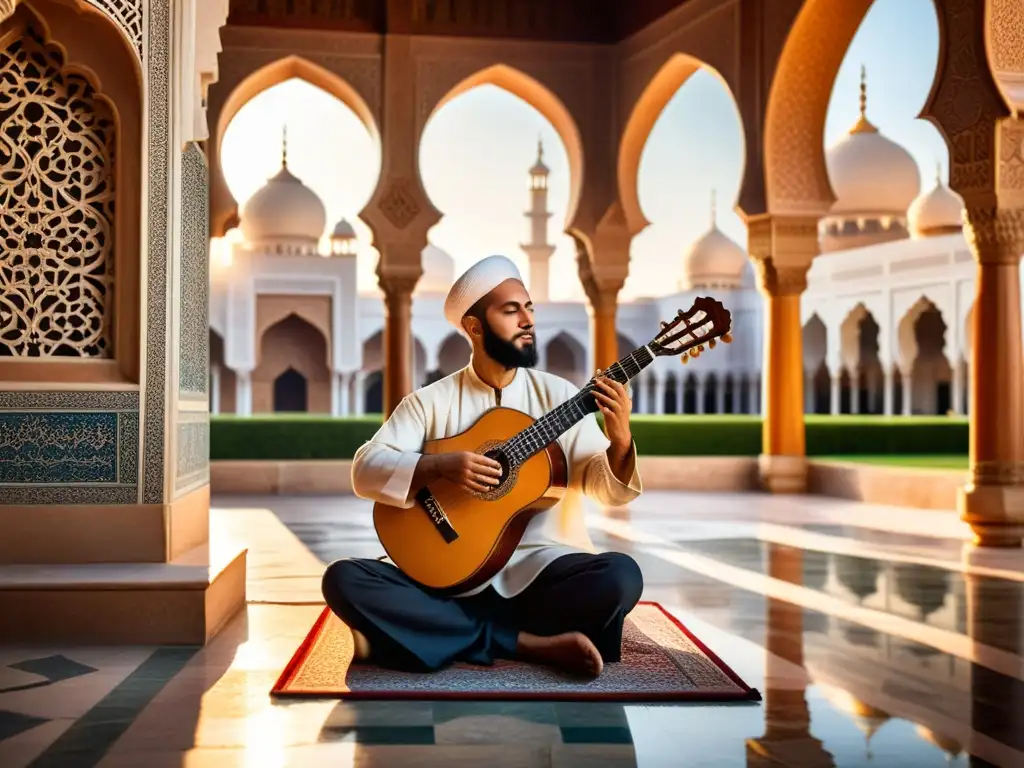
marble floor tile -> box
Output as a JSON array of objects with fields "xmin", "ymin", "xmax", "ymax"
[{"xmin": 2, "ymin": 492, "xmax": 1021, "ymax": 767}]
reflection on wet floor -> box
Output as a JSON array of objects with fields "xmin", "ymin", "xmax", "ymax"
[{"xmin": 2, "ymin": 494, "xmax": 1020, "ymax": 767}]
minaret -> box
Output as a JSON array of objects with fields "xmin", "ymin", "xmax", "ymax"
[{"xmin": 521, "ymin": 138, "xmax": 556, "ymax": 303}]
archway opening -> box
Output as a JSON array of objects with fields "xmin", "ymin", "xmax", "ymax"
[
  {"xmin": 253, "ymin": 314, "xmax": 329, "ymax": 413},
  {"xmin": 625, "ymin": 61, "xmax": 746, "ymax": 300},
  {"xmin": 419, "ymin": 79, "xmax": 583, "ymax": 302},
  {"xmin": 912, "ymin": 304, "xmax": 951, "ymax": 415},
  {"xmin": 429, "ymin": 332, "xmax": 471, "ymax": 383},
  {"xmin": 218, "ymin": 73, "xmax": 380, "ymax": 278},
  {"xmin": 803, "ymin": 314, "xmax": 828, "ymax": 414},
  {"xmin": 209, "ymin": 329, "xmax": 236, "ymax": 414},
  {"xmin": 544, "ymin": 332, "xmax": 586, "ymax": 387},
  {"xmin": 273, "ymin": 368, "xmax": 308, "ymax": 412}
]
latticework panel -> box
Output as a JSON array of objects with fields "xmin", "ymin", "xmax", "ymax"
[{"xmin": 0, "ymin": 24, "xmax": 117, "ymax": 358}]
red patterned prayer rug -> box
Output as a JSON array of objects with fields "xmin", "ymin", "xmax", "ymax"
[{"xmin": 272, "ymin": 602, "xmax": 761, "ymax": 702}]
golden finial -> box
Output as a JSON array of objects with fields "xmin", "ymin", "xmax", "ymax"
[
  {"xmin": 281, "ymin": 124, "xmax": 288, "ymax": 167},
  {"xmin": 935, "ymin": 158, "xmax": 942, "ymax": 185},
  {"xmin": 537, "ymin": 135, "xmax": 544, "ymax": 162},
  {"xmin": 850, "ymin": 65, "xmax": 878, "ymax": 135},
  {"xmin": 710, "ymin": 189, "xmax": 717, "ymax": 228}
]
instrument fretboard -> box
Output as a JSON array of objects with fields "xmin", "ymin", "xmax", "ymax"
[{"xmin": 504, "ymin": 345, "xmax": 655, "ymax": 466}]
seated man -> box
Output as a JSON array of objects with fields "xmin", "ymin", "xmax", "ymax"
[{"xmin": 321, "ymin": 255, "xmax": 644, "ymax": 678}]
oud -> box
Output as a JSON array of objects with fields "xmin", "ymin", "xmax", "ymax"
[{"xmin": 373, "ymin": 297, "xmax": 733, "ymax": 594}]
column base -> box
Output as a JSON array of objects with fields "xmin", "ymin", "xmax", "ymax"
[
  {"xmin": 758, "ymin": 454, "xmax": 808, "ymax": 494},
  {"xmin": 958, "ymin": 482, "xmax": 1024, "ymax": 548}
]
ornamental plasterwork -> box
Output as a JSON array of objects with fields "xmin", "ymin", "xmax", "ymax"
[
  {"xmin": 0, "ymin": 24, "xmax": 116, "ymax": 358},
  {"xmin": 86, "ymin": 1, "xmax": 143, "ymax": 60}
]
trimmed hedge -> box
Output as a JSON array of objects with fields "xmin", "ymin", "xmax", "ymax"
[{"xmin": 210, "ymin": 414, "xmax": 969, "ymax": 460}]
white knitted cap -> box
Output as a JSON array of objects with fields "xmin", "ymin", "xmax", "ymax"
[{"xmin": 443, "ymin": 255, "xmax": 525, "ymax": 336}]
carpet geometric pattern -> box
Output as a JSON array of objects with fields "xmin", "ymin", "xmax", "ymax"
[{"xmin": 273, "ymin": 601, "xmax": 760, "ymax": 702}]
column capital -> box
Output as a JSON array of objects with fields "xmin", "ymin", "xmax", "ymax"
[
  {"xmin": 963, "ymin": 204, "xmax": 1024, "ymax": 265},
  {"xmin": 745, "ymin": 214, "xmax": 819, "ymax": 296}
]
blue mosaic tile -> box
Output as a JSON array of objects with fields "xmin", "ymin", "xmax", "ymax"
[{"xmin": 0, "ymin": 412, "xmax": 119, "ymax": 484}]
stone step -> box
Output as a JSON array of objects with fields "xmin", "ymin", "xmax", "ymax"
[{"xmin": 0, "ymin": 539, "xmax": 247, "ymax": 645}]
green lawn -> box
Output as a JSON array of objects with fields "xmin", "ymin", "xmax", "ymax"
[{"xmin": 818, "ymin": 454, "xmax": 969, "ymax": 469}]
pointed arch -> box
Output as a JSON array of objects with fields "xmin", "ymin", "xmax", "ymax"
[
  {"xmin": 763, "ymin": 0, "xmax": 875, "ymax": 213},
  {"xmin": 424, "ymin": 64, "xmax": 584, "ymax": 228},
  {"xmin": 211, "ymin": 55, "xmax": 380, "ymax": 235},
  {"xmin": 618, "ymin": 54, "xmax": 744, "ymax": 235}
]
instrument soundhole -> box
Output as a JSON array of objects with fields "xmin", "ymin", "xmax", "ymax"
[{"xmin": 483, "ymin": 448, "xmax": 511, "ymax": 486}]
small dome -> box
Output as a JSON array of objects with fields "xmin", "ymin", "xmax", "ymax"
[
  {"xmin": 825, "ymin": 69, "xmax": 920, "ymax": 217},
  {"xmin": 908, "ymin": 172, "xmax": 963, "ymax": 238},
  {"xmin": 417, "ymin": 244, "xmax": 456, "ymax": 294},
  {"xmin": 240, "ymin": 128, "xmax": 327, "ymax": 253},
  {"xmin": 681, "ymin": 193, "xmax": 747, "ymax": 290},
  {"xmin": 331, "ymin": 217, "xmax": 356, "ymax": 240}
]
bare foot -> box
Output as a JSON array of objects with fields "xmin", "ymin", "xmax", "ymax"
[
  {"xmin": 516, "ymin": 631, "xmax": 603, "ymax": 678},
  {"xmin": 351, "ymin": 628, "xmax": 371, "ymax": 661}
]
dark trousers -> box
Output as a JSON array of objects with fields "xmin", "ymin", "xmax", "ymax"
[{"xmin": 321, "ymin": 552, "xmax": 644, "ymax": 672}]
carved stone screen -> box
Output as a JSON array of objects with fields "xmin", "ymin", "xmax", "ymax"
[{"xmin": 0, "ymin": 25, "xmax": 117, "ymax": 358}]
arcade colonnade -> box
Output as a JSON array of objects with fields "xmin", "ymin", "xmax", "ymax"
[
  {"xmin": 0, "ymin": 0, "xmax": 1022, "ymax": 646},
  {"xmin": 204, "ymin": 0, "xmax": 1024, "ymax": 546}
]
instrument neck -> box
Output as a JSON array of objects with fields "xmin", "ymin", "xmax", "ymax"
[{"xmin": 504, "ymin": 345, "xmax": 656, "ymax": 467}]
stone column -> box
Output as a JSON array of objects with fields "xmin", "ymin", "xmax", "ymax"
[
  {"xmin": 849, "ymin": 371, "xmax": 860, "ymax": 415},
  {"xmin": 354, "ymin": 371, "xmax": 366, "ymax": 416},
  {"xmin": 637, "ymin": 377, "xmax": 649, "ymax": 414},
  {"xmin": 378, "ymin": 270, "xmax": 419, "ymax": 417},
  {"xmin": 748, "ymin": 215, "xmax": 819, "ymax": 494},
  {"xmin": 715, "ymin": 379, "xmax": 726, "ymax": 415},
  {"xmin": 804, "ymin": 370, "xmax": 814, "ymax": 414},
  {"xmin": 920, "ymin": 0, "xmax": 1024, "ymax": 547},
  {"xmin": 829, "ymin": 372, "xmax": 840, "ymax": 415},
  {"xmin": 210, "ymin": 365, "xmax": 221, "ymax": 415},
  {"xmin": 900, "ymin": 368, "xmax": 912, "ymax": 416},
  {"xmin": 749, "ymin": 375, "xmax": 760, "ymax": 415},
  {"xmin": 957, "ymin": 211, "xmax": 1024, "ymax": 545},
  {"xmin": 586, "ymin": 288, "xmax": 621, "ymax": 374},
  {"xmin": 339, "ymin": 371, "xmax": 350, "ymax": 416},
  {"xmin": 235, "ymin": 371, "xmax": 252, "ymax": 416},
  {"xmin": 676, "ymin": 375, "xmax": 685, "ymax": 414},
  {"xmin": 653, "ymin": 375, "xmax": 666, "ymax": 415},
  {"xmin": 696, "ymin": 377, "xmax": 706, "ymax": 415},
  {"xmin": 951, "ymin": 357, "xmax": 964, "ymax": 415},
  {"xmin": 883, "ymin": 367, "xmax": 894, "ymax": 416}
]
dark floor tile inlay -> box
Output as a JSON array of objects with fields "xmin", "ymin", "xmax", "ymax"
[
  {"xmin": 27, "ymin": 647, "xmax": 198, "ymax": 768},
  {"xmin": 10, "ymin": 655, "xmax": 98, "ymax": 684},
  {"xmin": 0, "ymin": 709, "xmax": 50, "ymax": 742}
]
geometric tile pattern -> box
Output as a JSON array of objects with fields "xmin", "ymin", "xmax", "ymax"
[
  {"xmin": 9, "ymin": 654, "xmax": 98, "ymax": 685},
  {"xmin": 175, "ymin": 411, "xmax": 210, "ymax": 493},
  {"xmin": 0, "ymin": 391, "xmax": 140, "ymax": 504},
  {"xmin": 178, "ymin": 142, "xmax": 210, "ymax": 399}
]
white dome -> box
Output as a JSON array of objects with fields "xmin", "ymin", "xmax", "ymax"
[
  {"xmin": 241, "ymin": 163, "xmax": 327, "ymax": 251},
  {"xmin": 331, "ymin": 217, "xmax": 356, "ymax": 239},
  {"xmin": 825, "ymin": 71, "xmax": 920, "ymax": 217},
  {"xmin": 417, "ymin": 244, "xmax": 456, "ymax": 294},
  {"xmin": 908, "ymin": 176, "xmax": 963, "ymax": 237},
  {"xmin": 681, "ymin": 225, "xmax": 747, "ymax": 291}
]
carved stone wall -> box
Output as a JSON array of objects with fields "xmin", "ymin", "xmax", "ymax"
[
  {"xmin": 174, "ymin": 410, "xmax": 209, "ymax": 493},
  {"xmin": 0, "ymin": 25, "xmax": 117, "ymax": 359},
  {"xmin": 85, "ymin": 0, "xmax": 143, "ymax": 59}
]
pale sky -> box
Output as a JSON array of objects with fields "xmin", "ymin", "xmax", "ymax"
[{"xmin": 218, "ymin": 0, "xmax": 946, "ymax": 301}]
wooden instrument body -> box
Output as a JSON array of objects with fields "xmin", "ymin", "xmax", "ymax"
[{"xmin": 372, "ymin": 407, "xmax": 569, "ymax": 594}]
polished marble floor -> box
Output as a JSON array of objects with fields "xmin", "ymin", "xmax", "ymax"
[{"xmin": 2, "ymin": 490, "xmax": 1023, "ymax": 766}]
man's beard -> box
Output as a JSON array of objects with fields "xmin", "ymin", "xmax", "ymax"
[{"xmin": 481, "ymin": 319, "xmax": 538, "ymax": 369}]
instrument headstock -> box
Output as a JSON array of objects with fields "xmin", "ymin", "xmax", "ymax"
[{"xmin": 650, "ymin": 297, "xmax": 733, "ymax": 364}]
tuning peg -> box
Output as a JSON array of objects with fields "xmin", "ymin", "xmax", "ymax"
[
  {"xmin": 680, "ymin": 355, "xmax": 689, "ymax": 364},
  {"xmin": 709, "ymin": 338, "xmax": 717, "ymax": 349},
  {"xmin": 696, "ymin": 344, "xmax": 704, "ymax": 353},
  {"xmin": 660, "ymin": 320, "xmax": 668, "ymax": 330},
  {"xmin": 722, "ymin": 332, "xmax": 733, "ymax": 344},
  {"xmin": 690, "ymin": 347, "xmax": 700, "ymax": 358}
]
